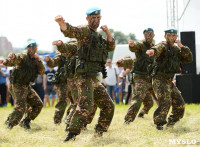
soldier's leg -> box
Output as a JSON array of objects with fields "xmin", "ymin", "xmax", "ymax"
[
  {"xmin": 7, "ymin": 84, "xmax": 29, "ymax": 128},
  {"xmin": 152, "ymin": 77, "xmax": 172, "ymax": 129},
  {"xmin": 68, "ymin": 76, "xmax": 95, "ymax": 135},
  {"xmin": 54, "ymin": 83, "xmax": 68, "ymax": 124},
  {"xmin": 167, "ymin": 85, "xmax": 185, "ymax": 126},
  {"xmin": 124, "ymin": 76, "xmax": 149, "ymax": 123},
  {"xmin": 138, "ymin": 90, "xmax": 154, "ymax": 117},
  {"xmin": 26, "ymin": 86, "xmax": 43, "ymax": 120},
  {"xmin": 94, "ymin": 80, "xmax": 114, "ymax": 135}
]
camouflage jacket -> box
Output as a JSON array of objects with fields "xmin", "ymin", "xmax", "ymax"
[
  {"xmin": 4, "ymin": 51, "xmax": 45, "ymax": 75},
  {"xmin": 62, "ymin": 23, "xmax": 115, "ymax": 53},
  {"xmin": 151, "ymin": 41, "xmax": 193, "ymax": 77},
  {"xmin": 129, "ymin": 40, "xmax": 154, "ymax": 74}
]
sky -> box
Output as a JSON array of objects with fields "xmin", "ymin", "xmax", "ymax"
[{"xmin": 0, "ymin": 0, "xmax": 178, "ymax": 51}]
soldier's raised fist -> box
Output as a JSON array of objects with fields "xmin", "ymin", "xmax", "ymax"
[
  {"xmin": 100, "ymin": 25, "xmax": 109, "ymax": 33},
  {"xmin": 55, "ymin": 15, "xmax": 65, "ymax": 24},
  {"xmin": 45, "ymin": 55, "xmax": 50, "ymax": 62},
  {"xmin": 8, "ymin": 53, "xmax": 15, "ymax": 60},
  {"xmin": 146, "ymin": 49, "xmax": 154, "ymax": 57},
  {"xmin": 52, "ymin": 40, "xmax": 63, "ymax": 46},
  {"xmin": 128, "ymin": 40, "xmax": 135, "ymax": 47},
  {"xmin": 34, "ymin": 54, "xmax": 40, "ymax": 61}
]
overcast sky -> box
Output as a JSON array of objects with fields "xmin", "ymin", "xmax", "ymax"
[{"xmin": 0, "ymin": 0, "xmax": 185, "ymax": 51}]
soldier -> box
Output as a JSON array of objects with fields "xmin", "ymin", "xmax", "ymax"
[
  {"xmin": 55, "ymin": 7, "xmax": 115, "ymax": 142},
  {"xmin": 118, "ymin": 28, "xmax": 156, "ymax": 124},
  {"xmin": 146, "ymin": 28, "xmax": 193, "ymax": 130},
  {"xmin": 0, "ymin": 41, "xmax": 45, "ymax": 129},
  {"xmin": 44, "ymin": 39, "xmax": 77, "ymax": 125}
]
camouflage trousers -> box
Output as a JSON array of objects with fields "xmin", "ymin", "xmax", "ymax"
[
  {"xmin": 69, "ymin": 75, "xmax": 115, "ymax": 134},
  {"xmin": 7, "ymin": 84, "xmax": 43, "ymax": 126},
  {"xmin": 152, "ymin": 75, "xmax": 185, "ymax": 125},
  {"xmin": 125, "ymin": 74, "xmax": 154, "ymax": 122},
  {"xmin": 54, "ymin": 82, "xmax": 74, "ymax": 124}
]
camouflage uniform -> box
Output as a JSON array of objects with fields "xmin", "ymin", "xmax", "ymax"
[
  {"xmin": 4, "ymin": 51, "xmax": 45, "ymax": 128},
  {"xmin": 151, "ymin": 41, "xmax": 193, "ymax": 127},
  {"xmin": 60, "ymin": 23, "xmax": 115, "ymax": 135},
  {"xmin": 119, "ymin": 40, "xmax": 156, "ymax": 123},
  {"xmin": 46, "ymin": 53, "xmax": 75, "ymax": 124}
]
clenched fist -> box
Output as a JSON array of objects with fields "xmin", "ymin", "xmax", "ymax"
[
  {"xmin": 8, "ymin": 53, "xmax": 15, "ymax": 60},
  {"xmin": 52, "ymin": 40, "xmax": 63, "ymax": 46},
  {"xmin": 55, "ymin": 15, "xmax": 65, "ymax": 24},
  {"xmin": 146, "ymin": 49, "xmax": 155, "ymax": 56},
  {"xmin": 45, "ymin": 55, "xmax": 50, "ymax": 62},
  {"xmin": 34, "ymin": 54, "xmax": 40, "ymax": 61},
  {"xmin": 128, "ymin": 40, "xmax": 135, "ymax": 47}
]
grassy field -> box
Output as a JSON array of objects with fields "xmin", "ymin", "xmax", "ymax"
[{"xmin": 0, "ymin": 103, "xmax": 200, "ymax": 147}]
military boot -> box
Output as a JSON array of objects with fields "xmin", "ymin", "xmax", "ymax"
[
  {"xmin": 63, "ymin": 131, "xmax": 77, "ymax": 142},
  {"xmin": 94, "ymin": 130, "xmax": 103, "ymax": 137},
  {"xmin": 65, "ymin": 124, "xmax": 70, "ymax": 132},
  {"xmin": 156, "ymin": 124, "xmax": 163, "ymax": 130},
  {"xmin": 6, "ymin": 123, "xmax": 14, "ymax": 129},
  {"xmin": 138, "ymin": 113, "xmax": 144, "ymax": 118},
  {"xmin": 19, "ymin": 118, "xmax": 31, "ymax": 129},
  {"xmin": 166, "ymin": 121, "xmax": 176, "ymax": 128}
]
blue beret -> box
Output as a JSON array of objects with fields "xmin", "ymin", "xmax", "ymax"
[
  {"xmin": 143, "ymin": 28, "xmax": 154, "ymax": 34},
  {"xmin": 25, "ymin": 41, "xmax": 37, "ymax": 49},
  {"xmin": 86, "ymin": 7, "xmax": 101, "ymax": 16},
  {"xmin": 164, "ymin": 28, "xmax": 178, "ymax": 34}
]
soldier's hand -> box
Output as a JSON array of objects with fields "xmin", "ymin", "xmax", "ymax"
[
  {"xmin": 0, "ymin": 59, "xmax": 4, "ymax": 64},
  {"xmin": 146, "ymin": 49, "xmax": 155, "ymax": 56},
  {"xmin": 100, "ymin": 25, "xmax": 109, "ymax": 33},
  {"xmin": 128, "ymin": 40, "xmax": 135, "ymax": 47},
  {"xmin": 34, "ymin": 54, "xmax": 41, "ymax": 61},
  {"xmin": 8, "ymin": 53, "xmax": 15, "ymax": 60},
  {"xmin": 52, "ymin": 40, "xmax": 63, "ymax": 46},
  {"xmin": 175, "ymin": 40, "xmax": 184, "ymax": 48},
  {"xmin": 55, "ymin": 15, "xmax": 65, "ymax": 24},
  {"xmin": 45, "ymin": 55, "xmax": 50, "ymax": 62},
  {"xmin": 117, "ymin": 59, "xmax": 124, "ymax": 66}
]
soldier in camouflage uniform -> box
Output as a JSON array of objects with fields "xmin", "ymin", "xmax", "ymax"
[
  {"xmin": 146, "ymin": 28, "xmax": 193, "ymax": 130},
  {"xmin": 55, "ymin": 7, "xmax": 115, "ymax": 142},
  {"xmin": 117, "ymin": 28, "xmax": 156, "ymax": 124},
  {"xmin": 0, "ymin": 41, "xmax": 45, "ymax": 129},
  {"xmin": 44, "ymin": 40, "xmax": 77, "ymax": 125}
]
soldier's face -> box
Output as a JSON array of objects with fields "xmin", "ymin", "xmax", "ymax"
[
  {"xmin": 165, "ymin": 33, "xmax": 178, "ymax": 45},
  {"xmin": 144, "ymin": 31, "xmax": 154, "ymax": 43},
  {"xmin": 27, "ymin": 46, "xmax": 37, "ymax": 57},
  {"xmin": 87, "ymin": 14, "xmax": 101, "ymax": 30}
]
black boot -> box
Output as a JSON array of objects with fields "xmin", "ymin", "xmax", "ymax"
[
  {"xmin": 156, "ymin": 124, "xmax": 163, "ymax": 130},
  {"xmin": 65, "ymin": 124, "xmax": 70, "ymax": 132},
  {"xmin": 63, "ymin": 132, "xmax": 77, "ymax": 142},
  {"xmin": 7, "ymin": 123, "xmax": 13, "ymax": 129},
  {"xmin": 138, "ymin": 113, "xmax": 144, "ymax": 118},
  {"xmin": 82, "ymin": 124, "xmax": 87, "ymax": 130},
  {"xmin": 19, "ymin": 118, "xmax": 31, "ymax": 129},
  {"xmin": 94, "ymin": 130, "xmax": 103, "ymax": 137},
  {"xmin": 166, "ymin": 121, "xmax": 176, "ymax": 128}
]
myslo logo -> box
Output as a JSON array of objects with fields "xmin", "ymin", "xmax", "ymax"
[{"xmin": 169, "ymin": 139, "xmax": 197, "ymax": 145}]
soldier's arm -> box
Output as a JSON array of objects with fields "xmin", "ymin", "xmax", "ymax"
[
  {"xmin": 129, "ymin": 41, "xmax": 142, "ymax": 53},
  {"xmin": 150, "ymin": 42, "xmax": 165, "ymax": 59},
  {"xmin": 117, "ymin": 58, "xmax": 134, "ymax": 69},
  {"xmin": 57, "ymin": 42, "xmax": 77, "ymax": 58},
  {"xmin": 180, "ymin": 46, "xmax": 193, "ymax": 63},
  {"xmin": 61, "ymin": 23, "xmax": 89, "ymax": 40},
  {"xmin": 46, "ymin": 55, "xmax": 62, "ymax": 68},
  {"xmin": 103, "ymin": 37, "xmax": 115, "ymax": 52},
  {"xmin": 36, "ymin": 60, "xmax": 46, "ymax": 75},
  {"xmin": 3, "ymin": 53, "xmax": 26, "ymax": 66}
]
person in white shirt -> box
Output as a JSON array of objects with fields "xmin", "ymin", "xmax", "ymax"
[{"xmin": 103, "ymin": 59, "xmax": 120, "ymax": 104}]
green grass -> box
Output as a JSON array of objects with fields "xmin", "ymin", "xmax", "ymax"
[{"xmin": 0, "ymin": 104, "xmax": 200, "ymax": 147}]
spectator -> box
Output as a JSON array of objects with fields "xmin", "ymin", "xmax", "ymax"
[
  {"xmin": 43, "ymin": 67, "xmax": 56, "ymax": 107},
  {"xmin": 103, "ymin": 59, "xmax": 120, "ymax": 104},
  {"xmin": 0, "ymin": 64, "xmax": 8, "ymax": 107}
]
